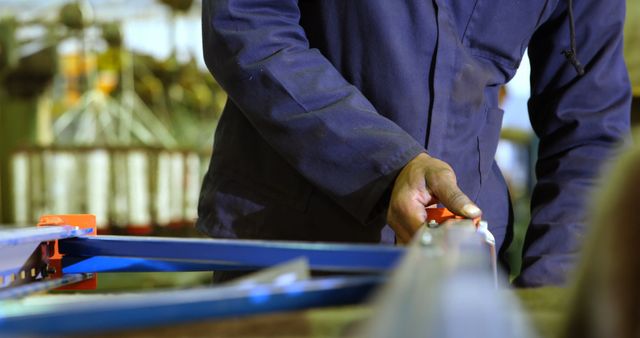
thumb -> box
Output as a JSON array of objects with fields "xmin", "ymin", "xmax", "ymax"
[{"xmin": 429, "ymin": 175, "xmax": 482, "ymax": 219}]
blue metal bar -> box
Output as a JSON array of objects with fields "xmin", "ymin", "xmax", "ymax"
[
  {"xmin": 0, "ymin": 275, "xmax": 383, "ymax": 336},
  {"xmin": 59, "ymin": 236, "xmax": 404, "ymax": 272},
  {"xmin": 0, "ymin": 274, "xmax": 93, "ymax": 300},
  {"xmin": 62, "ymin": 256, "xmax": 255, "ymax": 273}
]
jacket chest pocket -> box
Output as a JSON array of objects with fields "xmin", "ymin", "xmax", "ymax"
[{"xmin": 461, "ymin": 0, "xmax": 558, "ymax": 68}]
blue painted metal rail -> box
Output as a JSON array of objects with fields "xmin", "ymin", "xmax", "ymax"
[
  {"xmin": 61, "ymin": 256, "xmax": 249, "ymax": 273},
  {"xmin": 0, "ymin": 227, "xmax": 400, "ymax": 335},
  {"xmin": 59, "ymin": 235, "xmax": 404, "ymax": 273},
  {"xmin": 0, "ymin": 275, "xmax": 383, "ymax": 336}
]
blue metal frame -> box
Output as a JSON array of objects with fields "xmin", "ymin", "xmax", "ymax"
[
  {"xmin": 0, "ymin": 222, "xmax": 528, "ymax": 337},
  {"xmin": 59, "ymin": 235, "xmax": 404, "ymax": 273},
  {"xmin": 0, "ymin": 275, "xmax": 383, "ymax": 336},
  {"xmin": 61, "ymin": 256, "xmax": 252, "ymax": 273}
]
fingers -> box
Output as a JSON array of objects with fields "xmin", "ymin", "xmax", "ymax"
[
  {"xmin": 426, "ymin": 166, "xmax": 482, "ymax": 219},
  {"xmin": 399, "ymin": 199, "xmax": 428, "ymax": 233},
  {"xmin": 386, "ymin": 152, "xmax": 482, "ymax": 244},
  {"xmin": 387, "ymin": 190, "xmax": 427, "ymax": 243}
]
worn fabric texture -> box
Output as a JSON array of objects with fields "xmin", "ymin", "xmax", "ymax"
[{"xmin": 197, "ymin": 0, "xmax": 631, "ymax": 287}]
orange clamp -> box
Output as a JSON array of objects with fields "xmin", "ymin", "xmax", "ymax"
[{"xmin": 38, "ymin": 214, "xmax": 97, "ymax": 290}]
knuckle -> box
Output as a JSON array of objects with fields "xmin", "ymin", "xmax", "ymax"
[
  {"xmin": 447, "ymin": 191, "xmax": 468, "ymax": 206},
  {"xmin": 426, "ymin": 167, "xmax": 456, "ymax": 185},
  {"xmin": 438, "ymin": 168, "xmax": 457, "ymax": 182}
]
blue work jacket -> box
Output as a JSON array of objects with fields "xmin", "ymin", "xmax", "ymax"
[{"xmin": 197, "ymin": 0, "xmax": 631, "ymax": 287}]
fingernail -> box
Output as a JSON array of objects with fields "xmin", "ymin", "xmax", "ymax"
[{"xmin": 463, "ymin": 204, "xmax": 481, "ymax": 217}]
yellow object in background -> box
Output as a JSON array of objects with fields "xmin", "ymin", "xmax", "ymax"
[
  {"xmin": 97, "ymin": 70, "xmax": 118, "ymax": 95},
  {"xmin": 625, "ymin": 0, "xmax": 640, "ymax": 95}
]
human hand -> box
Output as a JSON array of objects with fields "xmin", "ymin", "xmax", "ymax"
[{"xmin": 386, "ymin": 152, "xmax": 482, "ymax": 243}]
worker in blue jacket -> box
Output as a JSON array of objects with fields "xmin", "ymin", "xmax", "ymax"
[{"xmin": 197, "ymin": 0, "xmax": 631, "ymax": 287}]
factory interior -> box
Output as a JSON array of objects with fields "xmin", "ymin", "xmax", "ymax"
[{"xmin": 0, "ymin": 0, "xmax": 639, "ymax": 337}]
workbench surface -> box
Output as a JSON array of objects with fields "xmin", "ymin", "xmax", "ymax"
[{"xmin": 76, "ymin": 287, "xmax": 567, "ymax": 338}]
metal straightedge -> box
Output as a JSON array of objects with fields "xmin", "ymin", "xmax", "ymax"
[{"xmin": 356, "ymin": 219, "xmax": 535, "ymax": 338}]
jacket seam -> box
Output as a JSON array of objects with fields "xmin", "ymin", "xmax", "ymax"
[
  {"xmin": 461, "ymin": 0, "xmax": 481, "ymax": 44},
  {"xmin": 469, "ymin": 49, "xmax": 519, "ymax": 70}
]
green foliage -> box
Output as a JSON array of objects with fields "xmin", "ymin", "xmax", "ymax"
[
  {"xmin": 59, "ymin": 2, "xmax": 84, "ymax": 30},
  {"xmin": 158, "ymin": 0, "xmax": 194, "ymax": 13}
]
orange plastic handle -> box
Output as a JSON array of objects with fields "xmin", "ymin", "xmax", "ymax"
[{"xmin": 426, "ymin": 207, "xmax": 481, "ymax": 226}]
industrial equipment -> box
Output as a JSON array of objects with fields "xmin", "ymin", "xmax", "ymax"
[{"xmin": 0, "ymin": 211, "xmax": 534, "ymax": 337}]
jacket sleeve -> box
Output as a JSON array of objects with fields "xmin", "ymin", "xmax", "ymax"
[
  {"xmin": 201, "ymin": 0, "xmax": 424, "ymax": 224},
  {"xmin": 516, "ymin": 0, "xmax": 631, "ymax": 286}
]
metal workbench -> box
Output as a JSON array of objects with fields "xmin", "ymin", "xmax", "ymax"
[{"xmin": 0, "ymin": 213, "xmax": 537, "ymax": 337}]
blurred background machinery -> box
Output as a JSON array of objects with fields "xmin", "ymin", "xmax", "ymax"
[{"xmin": 0, "ymin": 0, "xmax": 226, "ymax": 235}]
